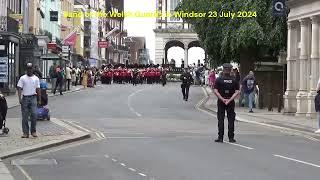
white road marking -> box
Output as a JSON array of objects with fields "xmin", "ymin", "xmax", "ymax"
[
  {"xmin": 22, "ymin": 138, "xmax": 99, "ymax": 159},
  {"xmin": 111, "ymin": 159, "xmax": 118, "ymax": 162},
  {"xmin": 128, "ymin": 168, "xmax": 136, "ymax": 172},
  {"xmin": 139, "ymin": 173, "xmax": 147, "ymax": 177},
  {"xmin": 67, "ymin": 121, "xmax": 91, "ymax": 132},
  {"xmin": 127, "ymin": 88, "xmax": 148, "ymax": 117},
  {"xmin": 16, "ymin": 165, "xmax": 33, "ymax": 180},
  {"xmin": 107, "ymin": 137, "xmax": 152, "ymax": 139},
  {"xmin": 273, "ymin": 154, "xmax": 320, "ymax": 168},
  {"xmin": 224, "ymin": 142, "xmax": 254, "ymax": 150},
  {"xmin": 120, "ymin": 163, "xmax": 126, "ymax": 167},
  {"xmin": 104, "ymin": 155, "xmax": 109, "ymax": 158}
]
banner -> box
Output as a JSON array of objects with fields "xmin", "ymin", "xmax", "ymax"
[{"xmin": 64, "ymin": 32, "xmax": 77, "ymax": 46}]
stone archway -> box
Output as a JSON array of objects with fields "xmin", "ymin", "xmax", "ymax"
[
  {"xmin": 154, "ymin": 29, "xmax": 200, "ymax": 67},
  {"xmin": 164, "ymin": 40, "xmax": 184, "ymax": 66}
]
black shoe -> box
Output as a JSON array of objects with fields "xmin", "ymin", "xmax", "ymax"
[
  {"xmin": 249, "ymin": 110, "xmax": 253, "ymax": 113},
  {"xmin": 229, "ymin": 138, "xmax": 236, "ymax": 143},
  {"xmin": 185, "ymin": 99, "xmax": 188, "ymax": 101},
  {"xmin": 214, "ymin": 138, "xmax": 223, "ymax": 143}
]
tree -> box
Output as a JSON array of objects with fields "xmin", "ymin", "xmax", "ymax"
[{"xmin": 176, "ymin": 0, "xmax": 287, "ymax": 75}]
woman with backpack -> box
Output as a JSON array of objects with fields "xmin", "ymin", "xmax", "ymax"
[{"xmin": 315, "ymin": 77, "xmax": 320, "ymax": 133}]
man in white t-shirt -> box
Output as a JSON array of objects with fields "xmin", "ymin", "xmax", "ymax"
[
  {"xmin": 315, "ymin": 78, "xmax": 320, "ymax": 133},
  {"xmin": 17, "ymin": 63, "xmax": 41, "ymax": 138}
]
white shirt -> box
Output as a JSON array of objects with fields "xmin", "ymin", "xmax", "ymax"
[
  {"xmin": 17, "ymin": 75, "xmax": 40, "ymax": 96},
  {"xmin": 65, "ymin": 67, "xmax": 72, "ymax": 79}
]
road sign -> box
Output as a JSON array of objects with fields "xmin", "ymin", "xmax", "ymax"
[
  {"xmin": 273, "ymin": 0, "xmax": 286, "ymax": 16},
  {"xmin": 62, "ymin": 45, "xmax": 69, "ymax": 53}
]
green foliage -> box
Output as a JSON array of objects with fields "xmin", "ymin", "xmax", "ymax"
[{"xmin": 176, "ymin": 0, "xmax": 287, "ymax": 65}]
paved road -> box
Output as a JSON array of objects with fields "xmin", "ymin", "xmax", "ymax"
[{"xmin": 4, "ymin": 83, "xmax": 320, "ymax": 180}]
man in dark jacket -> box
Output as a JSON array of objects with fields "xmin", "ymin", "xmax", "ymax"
[
  {"xmin": 53, "ymin": 66, "xmax": 64, "ymax": 95},
  {"xmin": 180, "ymin": 68, "xmax": 193, "ymax": 101}
]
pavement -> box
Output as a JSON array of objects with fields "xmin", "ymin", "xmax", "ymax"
[
  {"xmin": 202, "ymin": 86, "xmax": 320, "ymax": 138},
  {"xmin": 0, "ymin": 85, "xmax": 91, "ymax": 180},
  {"xmin": 2, "ymin": 83, "xmax": 320, "ymax": 180}
]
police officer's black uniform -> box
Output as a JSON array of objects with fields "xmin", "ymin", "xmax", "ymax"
[
  {"xmin": 214, "ymin": 63, "xmax": 239, "ymax": 143},
  {"xmin": 180, "ymin": 69, "xmax": 193, "ymax": 101}
]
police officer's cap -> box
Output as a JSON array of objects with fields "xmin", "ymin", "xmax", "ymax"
[{"xmin": 222, "ymin": 63, "xmax": 232, "ymax": 69}]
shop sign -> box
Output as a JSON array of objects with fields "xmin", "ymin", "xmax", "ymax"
[
  {"xmin": 0, "ymin": 57, "xmax": 8, "ymax": 83},
  {"xmin": 98, "ymin": 41, "xmax": 108, "ymax": 48},
  {"xmin": 50, "ymin": 11, "xmax": 58, "ymax": 21},
  {"xmin": 47, "ymin": 43, "xmax": 57, "ymax": 50}
]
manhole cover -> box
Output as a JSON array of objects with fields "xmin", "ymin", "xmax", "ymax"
[{"xmin": 11, "ymin": 159, "xmax": 58, "ymax": 166}]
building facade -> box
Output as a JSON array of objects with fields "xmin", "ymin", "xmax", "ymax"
[
  {"xmin": 0, "ymin": 0, "xmax": 22, "ymax": 93},
  {"xmin": 43, "ymin": 0, "xmax": 61, "ymax": 42},
  {"xmin": 154, "ymin": 0, "xmax": 201, "ymax": 67},
  {"xmin": 284, "ymin": 0, "xmax": 320, "ymax": 118},
  {"xmin": 126, "ymin": 37, "xmax": 146, "ymax": 64},
  {"xmin": 105, "ymin": 0, "xmax": 128, "ymax": 64}
]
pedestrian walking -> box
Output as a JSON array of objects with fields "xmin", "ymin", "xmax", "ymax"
[
  {"xmin": 315, "ymin": 77, "xmax": 320, "ymax": 133},
  {"xmin": 209, "ymin": 70, "xmax": 216, "ymax": 90},
  {"xmin": 180, "ymin": 68, "xmax": 193, "ymax": 101},
  {"xmin": 17, "ymin": 63, "xmax": 41, "ymax": 138},
  {"xmin": 49, "ymin": 62, "xmax": 57, "ymax": 93},
  {"xmin": 65, "ymin": 65, "xmax": 72, "ymax": 90},
  {"xmin": 71, "ymin": 66, "xmax": 76, "ymax": 86},
  {"xmin": 204, "ymin": 68, "xmax": 209, "ymax": 86},
  {"xmin": 82, "ymin": 68, "xmax": 89, "ymax": 88},
  {"xmin": 53, "ymin": 65, "xmax": 64, "ymax": 95},
  {"xmin": 75, "ymin": 66, "xmax": 81, "ymax": 86},
  {"xmin": 213, "ymin": 63, "xmax": 240, "ymax": 143},
  {"xmin": 33, "ymin": 65, "xmax": 42, "ymax": 79},
  {"xmin": 242, "ymin": 71, "xmax": 256, "ymax": 113}
]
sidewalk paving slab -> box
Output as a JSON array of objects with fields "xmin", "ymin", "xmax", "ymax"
[
  {"xmin": 202, "ymin": 86, "xmax": 320, "ymax": 137},
  {"xmin": 0, "ymin": 85, "xmax": 90, "ymax": 179}
]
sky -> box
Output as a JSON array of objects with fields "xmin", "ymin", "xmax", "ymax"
[{"xmin": 124, "ymin": 0, "xmax": 205, "ymax": 66}]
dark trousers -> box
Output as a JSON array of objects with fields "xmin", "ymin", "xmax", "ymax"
[
  {"xmin": 217, "ymin": 100, "xmax": 235, "ymax": 139},
  {"xmin": 53, "ymin": 80, "xmax": 63, "ymax": 95},
  {"xmin": 66, "ymin": 79, "xmax": 71, "ymax": 90},
  {"xmin": 181, "ymin": 84, "xmax": 190, "ymax": 99},
  {"xmin": 21, "ymin": 96, "xmax": 37, "ymax": 134},
  {"xmin": 75, "ymin": 76, "xmax": 79, "ymax": 86}
]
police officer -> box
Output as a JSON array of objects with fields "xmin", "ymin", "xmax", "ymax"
[
  {"xmin": 180, "ymin": 68, "xmax": 193, "ymax": 101},
  {"xmin": 213, "ymin": 63, "xmax": 240, "ymax": 143}
]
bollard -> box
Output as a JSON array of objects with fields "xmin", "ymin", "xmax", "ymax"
[
  {"xmin": 268, "ymin": 93, "xmax": 273, "ymax": 111},
  {"xmin": 277, "ymin": 94, "xmax": 282, "ymax": 113}
]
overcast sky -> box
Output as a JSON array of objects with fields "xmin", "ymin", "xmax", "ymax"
[{"xmin": 123, "ymin": 0, "xmax": 205, "ymax": 66}]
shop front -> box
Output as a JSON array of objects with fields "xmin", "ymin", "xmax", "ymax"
[
  {"xmin": 40, "ymin": 53, "xmax": 69, "ymax": 91},
  {"xmin": 0, "ymin": 32, "xmax": 20, "ymax": 94}
]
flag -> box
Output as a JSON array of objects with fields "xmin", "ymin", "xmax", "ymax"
[{"xmin": 64, "ymin": 32, "xmax": 77, "ymax": 46}]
